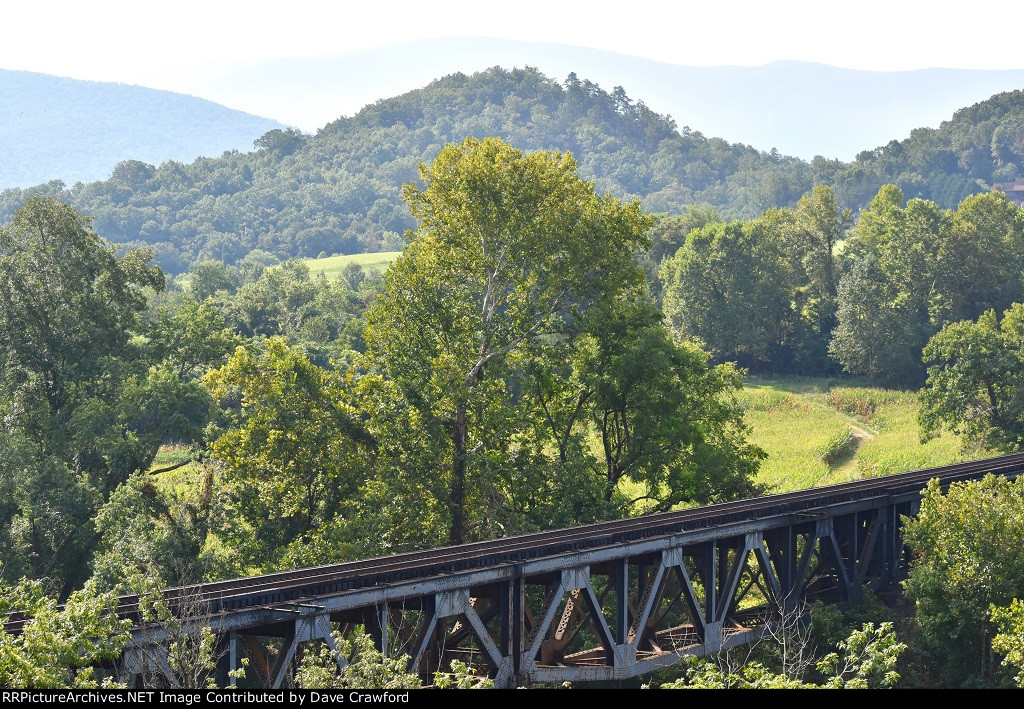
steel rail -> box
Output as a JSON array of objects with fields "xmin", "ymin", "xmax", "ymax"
[{"xmin": 7, "ymin": 452, "xmax": 1024, "ymax": 633}]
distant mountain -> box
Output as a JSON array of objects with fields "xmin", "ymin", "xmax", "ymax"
[
  {"xmin": 192, "ymin": 38, "xmax": 1024, "ymax": 160},
  {"xmin": 0, "ymin": 70, "xmax": 285, "ymax": 188}
]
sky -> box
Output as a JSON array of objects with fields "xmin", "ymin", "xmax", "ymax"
[{"xmin": 3, "ymin": 0, "xmax": 1023, "ymax": 95}]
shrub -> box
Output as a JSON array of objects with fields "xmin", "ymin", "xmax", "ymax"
[{"xmin": 815, "ymin": 428, "xmax": 857, "ymax": 465}]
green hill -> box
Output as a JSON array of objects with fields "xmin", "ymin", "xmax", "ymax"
[
  {"xmin": 5, "ymin": 67, "xmax": 1024, "ymax": 274},
  {"xmin": 0, "ymin": 67, "xmax": 816, "ymax": 273},
  {"xmin": 832, "ymin": 90, "xmax": 1024, "ymax": 207}
]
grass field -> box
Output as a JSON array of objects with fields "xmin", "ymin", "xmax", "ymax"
[
  {"xmin": 740, "ymin": 375, "xmax": 976, "ymax": 493},
  {"xmin": 302, "ymin": 251, "xmax": 402, "ymax": 280}
]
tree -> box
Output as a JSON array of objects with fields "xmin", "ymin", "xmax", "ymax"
[
  {"xmin": 660, "ymin": 212, "xmax": 798, "ymax": 369},
  {"xmin": 188, "ymin": 260, "xmax": 237, "ymax": 301},
  {"xmin": 828, "ymin": 186, "xmax": 943, "ymax": 385},
  {"xmin": 0, "ymin": 575, "xmax": 129, "ymax": 688},
  {"xmin": 0, "ymin": 197, "xmax": 163, "ymax": 450},
  {"xmin": 579, "ymin": 299, "xmax": 763, "ymax": 509},
  {"xmin": 919, "ymin": 304, "xmax": 1024, "ymax": 452},
  {"xmin": 204, "ymin": 338, "xmax": 375, "ymax": 572},
  {"xmin": 787, "ymin": 185, "xmax": 851, "ymax": 370},
  {"xmin": 791, "ymin": 185, "xmax": 850, "ymax": 309},
  {"xmin": 933, "ymin": 191, "xmax": 1024, "ymax": 324},
  {"xmin": 364, "ymin": 137, "xmax": 652, "ymax": 546},
  {"xmin": 90, "ymin": 465, "xmax": 219, "ymax": 590},
  {"xmin": 829, "ymin": 253, "xmax": 925, "ymax": 384},
  {"xmin": 216, "ymin": 260, "xmax": 366, "ymax": 366},
  {"xmin": 254, "ymin": 128, "xmax": 305, "ymax": 156},
  {"xmin": 903, "ymin": 475, "xmax": 1024, "ymax": 686}
]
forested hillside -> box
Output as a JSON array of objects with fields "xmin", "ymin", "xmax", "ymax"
[
  {"xmin": 833, "ymin": 90, "xmax": 1024, "ymax": 207},
  {"xmin": 0, "ymin": 67, "xmax": 817, "ymax": 272},
  {"xmin": 4, "ymin": 67, "xmax": 1024, "ymax": 275}
]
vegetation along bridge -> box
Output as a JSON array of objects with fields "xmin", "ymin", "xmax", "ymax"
[{"xmin": 11, "ymin": 454, "xmax": 1024, "ymax": 687}]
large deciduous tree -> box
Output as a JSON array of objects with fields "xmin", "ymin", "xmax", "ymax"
[
  {"xmin": 364, "ymin": 137, "xmax": 762, "ymax": 548},
  {"xmin": 903, "ymin": 475, "xmax": 1024, "ymax": 686},
  {"xmin": 919, "ymin": 303, "xmax": 1024, "ymax": 452},
  {"xmin": 364, "ymin": 137, "xmax": 653, "ymax": 546}
]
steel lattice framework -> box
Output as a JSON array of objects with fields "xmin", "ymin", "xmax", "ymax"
[{"xmin": 12, "ymin": 453, "xmax": 1024, "ymax": 687}]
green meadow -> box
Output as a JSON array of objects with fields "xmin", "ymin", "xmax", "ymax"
[
  {"xmin": 302, "ymin": 251, "xmax": 402, "ymax": 279},
  {"xmin": 740, "ymin": 376, "xmax": 977, "ymax": 493}
]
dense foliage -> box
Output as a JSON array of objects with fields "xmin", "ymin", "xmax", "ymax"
[
  {"xmin": 919, "ymin": 303, "xmax": 1024, "ymax": 451},
  {"xmin": 660, "ymin": 184, "xmax": 1024, "ymax": 385},
  {"xmin": 660, "ymin": 185, "xmax": 847, "ymax": 373},
  {"xmin": 7, "ymin": 71, "xmax": 1024, "ymax": 686},
  {"xmin": 903, "ymin": 475, "xmax": 1024, "ymax": 686},
  {"xmin": 831, "ymin": 187, "xmax": 1024, "ymax": 385}
]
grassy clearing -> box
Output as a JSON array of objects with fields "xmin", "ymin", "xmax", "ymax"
[
  {"xmin": 151, "ymin": 443, "xmax": 194, "ymax": 469},
  {"xmin": 741, "ymin": 376, "xmax": 974, "ymax": 493},
  {"xmin": 302, "ymin": 251, "xmax": 402, "ymax": 280}
]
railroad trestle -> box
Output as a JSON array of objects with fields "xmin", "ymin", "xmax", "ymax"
[
  {"xmin": 45, "ymin": 454, "xmax": 1022, "ymax": 687},
  {"xmin": 122, "ymin": 500, "xmax": 917, "ymax": 687}
]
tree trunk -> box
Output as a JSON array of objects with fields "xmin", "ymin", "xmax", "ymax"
[{"xmin": 448, "ymin": 402, "xmax": 468, "ymax": 546}]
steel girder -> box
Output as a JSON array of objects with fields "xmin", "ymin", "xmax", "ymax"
[{"xmin": 118, "ymin": 497, "xmax": 919, "ymax": 688}]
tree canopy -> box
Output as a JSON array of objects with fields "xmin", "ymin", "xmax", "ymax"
[
  {"xmin": 903, "ymin": 475, "xmax": 1024, "ymax": 686},
  {"xmin": 364, "ymin": 137, "xmax": 762, "ymax": 546}
]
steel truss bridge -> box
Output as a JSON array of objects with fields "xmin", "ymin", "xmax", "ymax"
[{"xmin": 11, "ymin": 454, "xmax": 1024, "ymax": 687}]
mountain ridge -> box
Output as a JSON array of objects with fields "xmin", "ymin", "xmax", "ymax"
[
  {"xmin": 0, "ymin": 69, "xmax": 286, "ymax": 188},
  {"xmin": 4, "ymin": 65, "xmax": 1024, "ymax": 274},
  {"xmin": 191, "ymin": 38, "xmax": 1024, "ymax": 160}
]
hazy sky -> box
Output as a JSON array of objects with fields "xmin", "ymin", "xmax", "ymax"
[{"xmin": 3, "ymin": 0, "xmax": 1021, "ymax": 92}]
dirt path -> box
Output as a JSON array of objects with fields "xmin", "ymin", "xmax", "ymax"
[{"xmin": 833, "ymin": 424, "xmax": 876, "ymax": 479}]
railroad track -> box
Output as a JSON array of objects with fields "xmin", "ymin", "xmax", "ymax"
[{"xmin": 7, "ymin": 452, "xmax": 1024, "ymax": 634}]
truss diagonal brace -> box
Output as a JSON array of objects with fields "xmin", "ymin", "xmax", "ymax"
[{"xmin": 753, "ymin": 539, "xmax": 783, "ymax": 607}]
